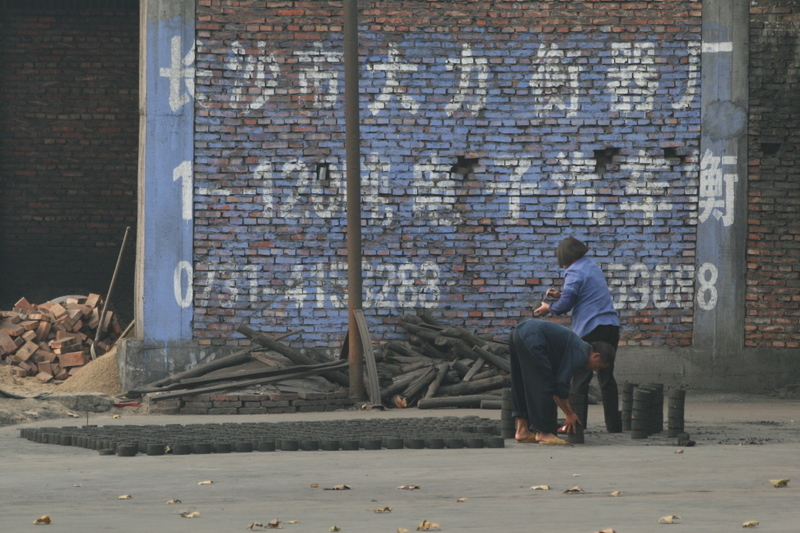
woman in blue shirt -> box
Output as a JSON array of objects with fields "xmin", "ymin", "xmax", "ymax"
[{"xmin": 534, "ymin": 237, "xmax": 622, "ymax": 433}]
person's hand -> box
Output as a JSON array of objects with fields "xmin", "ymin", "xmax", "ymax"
[
  {"xmin": 545, "ymin": 288, "xmax": 561, "ymax": 300},
  {"xmin": 534, "ymin": 302, "xmax": 550, "ymax": 317},
  {"xmin": 562, "ymin": 412, "xmax": 581, "ymax": 434}
]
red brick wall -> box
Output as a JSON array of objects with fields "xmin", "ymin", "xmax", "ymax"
[
  {"xmin": 747, "ymin": 1, "xmax": 800, "ymax": 348},
  {"xmin": 0, "ymin": 0, "xmax": 139, "ymax": 318}
]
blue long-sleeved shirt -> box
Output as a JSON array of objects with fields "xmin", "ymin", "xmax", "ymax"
[
  {"xmin": 513, "ymin": 319, "xmax": 591, "ymax": 399},
  {"xmin": 549, "ymin": 255, "xmax": 619, "ymax": 338}
]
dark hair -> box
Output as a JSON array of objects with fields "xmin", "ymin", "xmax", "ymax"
[
  {"xmin": 591, "ymin": 341, "xmax": 616, "ymax": 367},
  {"xmin": 555, "ymin": 237, "xmax": 589, "ymax": 268}
]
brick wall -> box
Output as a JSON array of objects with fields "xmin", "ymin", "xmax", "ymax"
[
  {"xmin": 193, "ymin": 1, "xmax": 702, "ymax": 349},
  {"xmin": 0, "ymin": 0, "xmax": 139, "ymax": 318},
  {"xmin": 747, "ymin": 1, "xmax": 800, "ymax": 348}
]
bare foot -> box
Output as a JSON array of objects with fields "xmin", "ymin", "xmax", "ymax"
[{"xmin": 515, "ymin": 418, "xmax": 536, "ymax": 442}]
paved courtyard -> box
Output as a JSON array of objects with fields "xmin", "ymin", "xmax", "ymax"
[{"xmin": 2, "ymin": 393, "xmax": 799, "ymax": 532}]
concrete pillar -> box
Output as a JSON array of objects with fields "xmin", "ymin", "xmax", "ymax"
[
  {"xmin": 693, "ymin": 0, "xmax": 749, "ymax": 364},
  {"xmin": 121, "ymin": 0, "xmax": 196, "ymax": 389}
]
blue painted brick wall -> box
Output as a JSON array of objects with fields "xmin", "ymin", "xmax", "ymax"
[{"xmin": 193, "ymin": 0, "xmax": 702, "ymax": 349}]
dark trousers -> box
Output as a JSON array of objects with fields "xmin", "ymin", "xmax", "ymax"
[
  {"xmin": 570, "ymin": 324, "xmax": 620, "ymax": 432},
  {"xmin": 509, "ymin": 328, "xmax": 558, "ymax": 434}
]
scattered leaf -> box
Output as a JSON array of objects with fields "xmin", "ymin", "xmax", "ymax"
[
  {"xmin": 324, "ymin": 485, "xmax": 351, "ymax": 491},
  {"xmin": 595, "ymin": 529, "xmax": 617, "ymax": 533},
  {"xmin": 742, "ymin": 520, "xmax": 759, "ymax": 528},
  {"xmin": 417, "ymin": 520, "xmax": 441, "ymax": 531},
  {"xmin": 394, "ymin": 397, "xmax": 408, "ymax": 408},
  {"xmin": 769, "ymin": 478, "xmax": 790, "ymax": 488},
  {"xmin": 310, "ymin": 483, "xmax": 319, "ymax": 488},
  {"xmin": 166, "ymin": 499, "xmax": 181, "ymax": 504},
  {"xmin": 33, "ymin": 515, "xmax": 51, "ymax": 525},
  {"xmin": 674, "ymin": 449, "xmax": 684, "ymax": 454},
  {"xmin": 197, "ymin": 480, "xmax": 214, "ymax": 485},
  {"xmin": 457, "ymin": 497, "xmax": 467, "ymax": 502},
  {"xmin": 118, "ymin": 495, "xmax": 132, "ymax": 499},
  {"xmin": 658, "ymin": 515, "xmax": 681, "ymax": 524},
  {"xmin": 180, "ymin": 511, "xmax": 200, "ymax": 518},
  {"xmin": 531, "ymin": 485, "xmax": 550, "ymax": 491},
  {"xmin": 397, "ymin": 485, "xmax": 421, "ymax": 490},
  {"xmin": 285, "ymin": 521, "xmax": 298, "ymax": 524},
  {"xmin": 573, "ymin": 473, "xmax": 581, "ymax": 477},
  {"xmin": 563, "ymin": 486, "xmax": 585, "ymax": 494},
  {"xmin": 247, "ymin": 524, "xmax": 264, "ymax": 530},
  {"xmin": 67, "ymin": 412, "xmax": 80, "ymax": 418},
  {"xmin": 371, "ymin": 507, "xmax": 392, "ymax": 513},
  {"xmin": 112, "ymin": 414, "xmax": 121, "ymax": 419},
  {"xmin": 610, "ymin": 491, "xmax": 621, "ymax": 497},
  {"xmin": 329, "ymin": 527, "xmax": 340, "ymax": 532},
  {"xmin": 268, "ymin": 519, "xmax": 282, "ymax": 529},
  {"xmin": 398, "ymin": 529, "xmax": 410, "ymax": 533},
  {"xmin": 73, "ymin": 484, "xmax": 82, "ymax": 487}
]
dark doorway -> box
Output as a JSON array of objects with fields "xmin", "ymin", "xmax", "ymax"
[{"xmin": 0, "ymin": 0, "xmax": 139, "ymax": 325}]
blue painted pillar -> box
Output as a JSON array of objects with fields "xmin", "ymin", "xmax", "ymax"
[
  {"xmin": 136, "ymin": 0, "xmax": 195, "ymax": 345},
  {"xmin": 694, "ymin": 0, "xmax": 749, "ymax": 358}
]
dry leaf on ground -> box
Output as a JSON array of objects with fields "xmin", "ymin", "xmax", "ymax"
[
  {"xmin": 769, "ymin": 478, "xmax": 789, "ymax": 488},
  {"xmin": 118, "ymin": 495, "xmax": 132, "ymax": 499},
  {"xmin": 610, "ymin": 491, "xmax": 621, "ymax": 497},
  {"xmin": 564, "ymin": 486, "xmax": 584, "ymax": 494},
  {"xmin": 398, "ymin": 529, "xmax": 410, "ymax": 533},
  {"xmin": 394, "ymin": 397, "xmax": 408, "ymax": 408},
  {"xmin": 197, "ymin": 480, "xmax": 213, "ymax": 485},
  {"xmin": 595, "ymin": 529, "xmax": 617, "ymax": 533},
  {"xmin": 268, "ymin": 519, "xmax": 282, "ymax": 529},
  {"xmin": 658, "ymin": 515, "xmax": 682, "ymax": 524},
  {"xmin": 674, "ymin": 449, "xmax": 684, "ymax": 454},
  {"xmin": 324, "ymin": 485, "xmax": 351, "ymax": 491},
  {"xmin": 397, "ymin": 485, "xmax": 421, "ymax": 490},
  {"xmin": 329, "ymin": 527, "xmax": 340, "ymax": 532},
  {"xmin": 32, "ymin": 515, "xmax": 51, "ymax": 525},
  {"xmin": 166, "ymin": 499, "xmax": 181, "ymax": 504},
  {"xmin": 310, "ymin": 483, "xmax": 319, "ymax": 488},
  {"xmin": 371, "ymin": 507, "xmax": 392, "ymax": 513},
  {"xmin": 417, "ymin": 520, "xmax": 441, "ymax": 531},
  {"xmin": 456, "ymin": 498, "xmax": 467, "ymax": 502},
  {"xmin": 112, "ymin": 414, "xmax": 121, "ymax": 419},
  {"xmin": 179, "ymin": 511, "xmax": 200, "ymax": 518},
  {"xmin": 531, "ymin": 485, "xmax": 550, "ymax": 490},
  {"xmin": 742, "ymin": 521, "xmax": 759, "ymax": 528}
]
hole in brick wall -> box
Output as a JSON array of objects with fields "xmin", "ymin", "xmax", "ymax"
[
  {"xmin": 450, "ymin": 156, "xmax": 479, "ymax": 177},
  {"xmin": 663, "ymin": 147, "xmax": 678, "ymax": 158},
  {"xmin": 593, "ymin": 147, "xmax": 620, "ymax": 174},
  {"xmin": 315, "ymin": 163, "xmax": 331, "ymax": 181},
  {"xmin": 761, "ymin": 143, "xmax": 781, "ymax": 156}
]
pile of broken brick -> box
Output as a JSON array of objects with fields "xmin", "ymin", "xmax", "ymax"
[{"xmin": 0, "ymin": 296, "xmax": 123, "ymax": 383}]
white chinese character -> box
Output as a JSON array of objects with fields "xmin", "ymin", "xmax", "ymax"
[
  {"xmin": 294, "ymin": 42, "xmax": 342, "ymax": 109},
  {"xmin": 619, "ymin": 150, "xmax": 673, "ymax": 220},
  {"xmin": 488, "ymin": 158, "xmax": 537, "ymax": 221},
  {"xmin": 699, "ymin": 149, "xmax": 738, "ymax": 226},
  {"xmin": 412, "ymin": 155, "xmax": 462, "ymax": 225},
  {"xmin": 159, "ymin": 36, "xmax": 195, "ymax": 112},
  {"xmin": 526, "ymin": 43, "xmax": 581, "ymax": 117},
  {"xmin": 445, "ymin": 43, "xmax": 489, "ymax": 117},
  {"xmin": 226, "ymin": 41, "xmax": 280, "ymax": 110},
  {"xmin": 363, "ymin": 152, "xmax": 394, "ymax": 225},
  {"xmin": 547, "ymin": 152, "xmax": 609, "ymax": 225},
  {"xmin": 607, "ymin": 42, "xmax": 659, "ymax": 113},
  {"xmin": 671, "ymin": 41, "xmax": 700, "ymax": 110},
  {"xmin": 367, "ymin": 43, "xmax": 420, "ymax": 116}
]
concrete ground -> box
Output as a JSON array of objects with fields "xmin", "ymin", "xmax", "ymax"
[{"xmin": 2, "ymin": 393, "xmax": 799, "ymax": 533}]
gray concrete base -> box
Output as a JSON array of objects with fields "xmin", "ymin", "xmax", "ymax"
[
  {"xmin": 615, "ymin": 346, "xmax": 800, "ymax": 393},
  {"xmin": 116, "ymin": 339, "xmax": 239, "ymax": 393}
]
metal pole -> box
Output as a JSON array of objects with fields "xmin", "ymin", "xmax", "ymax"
[{"xmin": 344, "ymin": 0, "xmax": 366, "ymax": 400}]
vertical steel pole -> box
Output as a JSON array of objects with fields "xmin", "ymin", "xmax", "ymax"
[{"xmin": 344, "ymin": 0, "xmax": 366, "ymax": 399}]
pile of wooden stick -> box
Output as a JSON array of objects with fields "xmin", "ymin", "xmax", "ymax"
[{"xmin": 379, "ymin": 311, "xmax": 510, "ymax": 409}]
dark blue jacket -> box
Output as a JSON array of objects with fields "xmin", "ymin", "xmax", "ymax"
[{"xmin": 513, "ymin": 319, "xmax": 590, "ymax": 398}]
